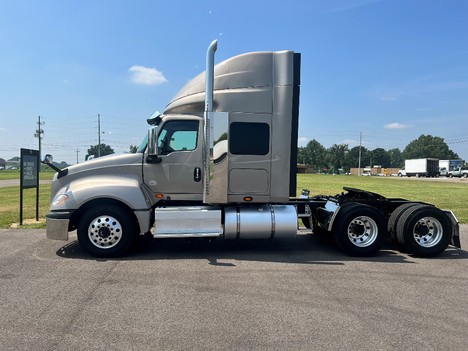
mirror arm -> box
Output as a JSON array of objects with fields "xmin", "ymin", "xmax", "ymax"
[{"xmin": 42, "ymin": 154, "xmax": 68, "ymax": 178}]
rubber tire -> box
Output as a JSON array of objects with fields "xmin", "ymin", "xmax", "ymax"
[
  {"xmin": 463, "ymin": 173, "xmax": 468, "ymax": 178},
  {"xmin": 395, "ymin": 205, "xmax": 451, "ymax": 257},
  {"xmin": 332, "ymin": 204, "xmax": 387, "ymax": 256},
  {"xmin": 387, "ymin": 203, "xmax": 418, "ymax": 242},
  {"xmin": 77, "ymin": 205, "xmax": 137, "ymax": 258}
]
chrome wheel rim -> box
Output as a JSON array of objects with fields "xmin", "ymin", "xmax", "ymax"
[
  {"xmin": 412, "ymin": 217, "xmax": 443, "ymax": 248},
  {"xmin": 347, "ymin": 216, "xmax": 378, "ymax": 247},
  {"xmin": 88, "ymin": 215, "xmax": 122, "ymax": 249}
]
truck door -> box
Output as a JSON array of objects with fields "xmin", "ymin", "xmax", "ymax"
[{"xmin": 143, "ymin": 119, "xmax": 203, "ymax": 199}]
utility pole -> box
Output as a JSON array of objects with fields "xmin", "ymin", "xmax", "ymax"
[
  {"xmin": 358, "ymin": 131, "xmax": 362, "ymax": 176},
  {"xmin": 34, "ymin": 116, "xmax": 45, "ymax": 170},
  {"xmin": 76, "ymin": 149, "xmax": 80, "ymax": 164},
  {"xmin": 97, "ymin": 113, "xmax": 101, "ymax": 158}
]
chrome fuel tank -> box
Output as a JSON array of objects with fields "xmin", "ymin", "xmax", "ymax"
[{"xmin": 224, "ymin": 205, "xmax": 297, "ymax": 239}]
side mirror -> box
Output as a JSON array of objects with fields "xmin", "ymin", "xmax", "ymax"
[
  {"xmin": 42, "ymin": 153, "xmax": 68, "ymax": 177},
  {"xmin": 146, "ymin": 126, "xmax": 161, "ymax": 164},
  {"xmin": 43, "ymin": 154, "xmax": 54, "ymax": 164}
]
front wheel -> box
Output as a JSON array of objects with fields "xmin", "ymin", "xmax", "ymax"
[
  {"xmin": 463, "ymin": 173, "xmax": 468, "ymax": 178},
  {"xmin": 395, "ymin": 205, "xmax": 452, "ymax": 257},
  {"xmin": 332, "ymin": 204, "xmax": 387, "ymax": 256},
  {"xmin": 77, "ymin": 205, "xmax": 137, "ymax": 258}
]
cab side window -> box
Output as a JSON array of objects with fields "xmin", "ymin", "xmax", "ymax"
[{"xmin": 158, "ymin": 120, "xmax": 199, "ymax": 155}]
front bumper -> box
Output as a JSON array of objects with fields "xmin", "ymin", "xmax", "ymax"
[{"xmin": 46, "ymin": 211, "xmax": 73, "ymax": 241}]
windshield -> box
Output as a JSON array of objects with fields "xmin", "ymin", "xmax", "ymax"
[{"xmin": 136, "ymin": 134, "xmax": 148, "ymax": 153}]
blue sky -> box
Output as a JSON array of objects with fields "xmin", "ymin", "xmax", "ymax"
[{"xmin": 1, "ymin": 0, "xmax": 467, "ymax": 164}]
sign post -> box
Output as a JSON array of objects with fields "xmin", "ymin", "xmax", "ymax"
[{"xmin": 20, "ymin": 148, "xmax": 40, "ymax": 225}]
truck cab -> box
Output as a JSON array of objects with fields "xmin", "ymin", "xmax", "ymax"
[{"xmin": 45, "ymin": 41, "xmax": 302, "ymax": 256}]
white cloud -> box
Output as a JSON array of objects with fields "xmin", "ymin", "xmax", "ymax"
[
  {"xmin": 298, "ymin": 136, "xmax": 309, "ymax": 146},
  {"xmin": 340, "ymin": 138, "xmax": 358, "ymax": 145},
  {"xmin": 129, "ymin": 65, "xmax": 168, "ymax": 85},
  {"xmin": 384, "ymin": 123, "xmax": 413, "ymax": 129}
]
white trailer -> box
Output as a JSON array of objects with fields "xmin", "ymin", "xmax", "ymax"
[{"xmin": 399, "ymin": 158, "xmax": 440, "ymax": 177}]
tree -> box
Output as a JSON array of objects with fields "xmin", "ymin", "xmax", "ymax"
[
  {"xmin": 327, "ymin": 144, "xmax": 349, "ymax": 172},
  {"xmin": 298, "ymin": 139, "xmax": 327, "ymax": 168},
  {"xmin": 129, "ymin": 145, "xmax": 138, "ymax": 153},
  {"xmin": 370, "ymin": 148, "xmax": 391, "ymax": 168},
  {"xmin": 297, "ymin": 147, "xmax": 307, "ymax": 164},
  {"xmin": 216, "ymin": 132, "xmax": 228, "ymax": 143},
  {"xmin": 87, "ymin": 143, "xmax": 114, "ymax": 159},
  {"xmin": 345, "ymin": 146, "xmax": 369, "ymax": 169},
  {"xmin": 388, "ymin": 148, "xmax": 403, "ymax": 168},
  {"xmin": 403, "ymin": 135, "xmax": 459, "ymax": 160}
]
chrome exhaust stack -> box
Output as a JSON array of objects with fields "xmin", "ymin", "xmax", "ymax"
[
  {"xmin": 205, "ymin": 39, "xmax": 217, "ymax": 113},
  {"xmin": 203, "ymin": 40, "xmax": 229, "ymax": 204}
]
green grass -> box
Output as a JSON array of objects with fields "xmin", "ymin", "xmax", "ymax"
[
  {"xmin": 297, "ymin": 174, "xmax": 468, "ymax": 223},
  {"xmin": 1, "ymin": 173, "xmax": 467, "ymax": 228},
  {"xmin": 0, "ymin": 184, "xmax": 51, "ymax": 228},
  {"xmin": 0, "ymin": 169, "xmax": 55, "ymax": 228}
]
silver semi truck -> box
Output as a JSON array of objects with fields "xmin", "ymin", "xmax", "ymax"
[{"xmin": 44, "ymin": 41, "xmax": 460, "ymax": 258}]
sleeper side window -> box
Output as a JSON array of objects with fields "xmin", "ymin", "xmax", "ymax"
[{"xmin": 229, "ymin": 122, "xmax": 270, "ymax": 155}]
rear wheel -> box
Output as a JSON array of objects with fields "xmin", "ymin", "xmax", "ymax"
[
  {"xmin": 77, "ymin": 205, "xmax": 137, "ymax": 258},
  {"xmin": 463, "ymin": 173, "xmax": 468, "ymax": 178},
  {"xmin": 387, "ymin": 203, "xmax": 418, "ymax": 242},
  {"xmin": 396, "ymin": 205, "xmax": 451, "ymax": 257},
  {"xmin": 332, "ymin": 204, "xmax": 386, "ymax": 256}
]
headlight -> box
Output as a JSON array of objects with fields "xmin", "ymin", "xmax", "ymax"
[{"xmin": 52, "ymin": 194, "xmax": 69, "ymax": 206}]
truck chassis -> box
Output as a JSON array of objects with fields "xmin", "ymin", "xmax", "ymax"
[
  {"xmin": 294, "ymin": 187, "xmax": 460, "ymax": 257},
  {"xmin": 50, "ymin": 186, "xmax": 459, "ymax": 258}
]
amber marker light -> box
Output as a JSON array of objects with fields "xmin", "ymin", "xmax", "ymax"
[
  {"xmin": 243, "ymin": 196, "xmax": 253, "ymax": 202},
  {"xmin": 155, "ymin": 194, "xmax": 165, "ymax": 199}
]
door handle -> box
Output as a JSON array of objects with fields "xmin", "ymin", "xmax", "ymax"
[{"xmin": 194, "ymin": 167, "xmax": 201, "ymax": 182}]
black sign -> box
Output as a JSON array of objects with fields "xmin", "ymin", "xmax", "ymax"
[
  {"xmin": 21, "ymin": 150, "xmax": 39, "ymax": 188},
  {"xmin": 20, "ymin": 148, "xmax": 40, "ymax": 224}
]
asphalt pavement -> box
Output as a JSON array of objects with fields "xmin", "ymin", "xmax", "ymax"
[
  {"xmin": 0, "ymin": 179, "xmax": 52, "ymax": 188},
  {"xmin": 0, "ymin": 227, "xmax": 467, "ymax": 350}
]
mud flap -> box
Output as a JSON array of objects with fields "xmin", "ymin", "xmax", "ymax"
[{"xmin": 443, "ymin": 210, "xmax": 461, "ymax": 248}]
